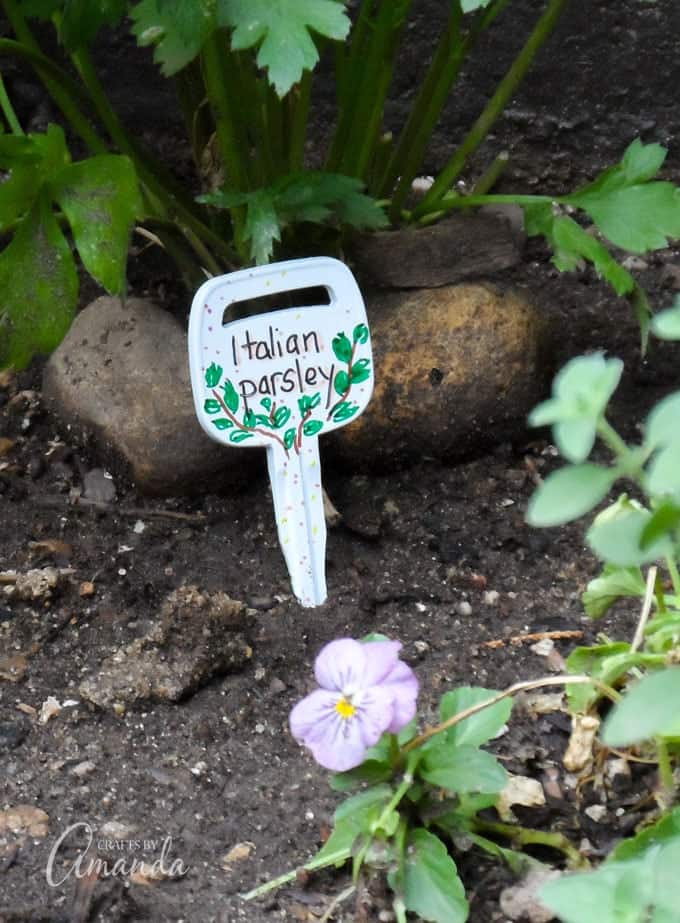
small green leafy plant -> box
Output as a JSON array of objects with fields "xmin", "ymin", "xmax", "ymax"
[
  {"xmin": 525, "ymin": 330, "xmax": 680, "ymax": 920},
  {"xmin": 247, "ymin": 635, "xmax": 598, "ymax": 922},
  {"xmin": 1, "ymin": 0, "xmax": 678, "ymax": 370}
]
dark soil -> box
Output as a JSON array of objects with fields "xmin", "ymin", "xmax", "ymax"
[{"xmin": 2, "ymin": 2, "xmax": 680, "ymax": 921}]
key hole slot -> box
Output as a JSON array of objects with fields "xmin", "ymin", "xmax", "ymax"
[{"xmin": 222, "ymin": 285, "xmax": 332, "ymax": 325}]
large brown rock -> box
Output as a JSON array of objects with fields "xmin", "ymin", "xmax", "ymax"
[
  {"xmin": 43, "ymin": 296, "xmax": 256, "ymax": 494},
  {"xmin": 328, "ymin": 283, "xmax": 550, "ymax": 467}
]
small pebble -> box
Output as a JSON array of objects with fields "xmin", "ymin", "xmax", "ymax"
[
  {"xmin": 456, "ymin": 600, "xmax": 473, "ymax": 617},
  {"xmin": 72, "ymin": 760, "xmax": 96, "ymax": 778},
  {"xmin": 484, "ymin": 590, "xmax": 500, "ymax": 605},
  {"xmin": 584, "ymin": 804, "xmax": 607, "ymax": 823}
]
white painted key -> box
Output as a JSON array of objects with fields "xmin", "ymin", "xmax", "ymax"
[{"xmin": 188, "ymin": 257, "xmax": 374, "ymax": 607}]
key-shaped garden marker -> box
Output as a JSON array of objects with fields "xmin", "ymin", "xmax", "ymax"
[{"xmin": 188, "ymin": 257, "xmax": 373, "ymax": 607}]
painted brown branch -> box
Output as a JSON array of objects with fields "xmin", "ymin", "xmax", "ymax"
[
  {"xmin": 211, "ymin": 388, "xmax": 289, "ymax": 455},
  {"xmin": 327, "ymin": 342, "xmax": 357, "ymax": 421},
  {"xmin": 295, "ymin": 408, "xmax": 312, "ymax": 453}
]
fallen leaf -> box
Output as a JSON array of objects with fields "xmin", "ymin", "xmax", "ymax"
[
  {"xmin": 28, "ymin": 539, "xmax": 73, "ymax": 559},
  {"xmin": 16, "ymin": 702, "xmax": 37, "ymax": 718},
  {"xmin": 497, "ymin": 774, "xmax": 546, "ymax": 822},
  {"xmin": 79, "ymin": 581, "xmax": 96, "ymax": 598}
]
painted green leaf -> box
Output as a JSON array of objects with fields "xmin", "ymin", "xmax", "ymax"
[
  {"xmin": 420, "ymin": 744, "xmax": 507, "ymax": 794},
  {"xmin": 243, "ymin": 409, "xmax": 257, "ymax": 428},
  {"xmin": 212, "ymin": 418, "xmax": 234, "ymax": 430},
  {"xmin": 253, "ymin": 413, "xmax": 271, "ymax": 427},
  {"xmin": 436, "ymin": 687, "xmax": 512, "ymax": 749},
  {"xmin": 131, "ymin": 0, "xmax": 217, "ymax": 75},
  {"xmin": 272, "ymin": 406, "xmax": 291, "ymax": 428},
  {"xmin": 222, "ymin": 379, "xmax": 239, "ymax": 413},
  {"xmin": 303, "ymin": 419, "xmax": 323, "ymax": 437},
  {"xmin": 332, "ymin": 401, "xmax": 359, "ymax": 423},
  {"xmin": 603, "ymin": 668, "xmax": 680, "ymax": 745},
  {"xmin": 526, "ymin": 464, "xmax": 615, "ymax": 527},
  {"xmin": 230, "ymin": 429, "xmax": 253, "ymax": 444},
  {"xmin": 396, "ymin": 829, "xmax": 468, "ymax": 923},
  {"xmin": 284, "ymin": 427, "xmax": 296, "ymax": 450},
  {"xmin": 298, "ymin": 392, "xmax": 321, "ymax": 415},
  {"xmin": 353, "ymin": 323, "xmax": 369, "ymax": 344},
  {"xmin": 204, "ymin": 398, "xmax": 221, "ymax": 415},
  {"xmin": 529, "ymin": 353, "xmax": 623, "ymax": 463},
  {"xmin": 350, "ymin": 359, "xmax": 371, "ymax": 384},
  {"xmin": 334, "ymin": 369, "xmax": 350, "ymax": 396},
  {"xmin": 332, "ymin": 332, "xmax": 353, "ymax": 363},
  {"xmin": 51, "ymin": 154, "xmax": 142, "ymax": 295},
  {"xmin": 0, "ymin": 194, "xmax": 78, "ymax": 370},
  {"xmin": 219, "ymin": 0, "xmax": 351, "ymax": 97},
  {"xmin": 205, "ymin": 362, "xmax": 223, "ymax": 388},
  {"xmin": 587, "ymin": 496, "xmax": 671, "ymax": 566},
  {"xmin": 582, "ymin": 565, "xmax": 646, "ymax": 619},
  {"xmin": 260, "ymin": 397, "xmax": 272, "ymax": 411}
]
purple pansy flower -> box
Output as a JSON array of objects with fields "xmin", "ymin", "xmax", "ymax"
[{"xmin": 289, "ymin": 638, "xmax": 419, "ymax": 772}]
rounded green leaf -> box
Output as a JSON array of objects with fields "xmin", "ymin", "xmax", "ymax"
[
  {"xmin": 645, "ymin": 391, "xmax": 680, "ymax": 449},
  {"xmin": 260, "ymin": 397, "xmax": 272, "ymax": 411},
  {"xmin": 332, "ymin": 332, "xmax": 352, "ymax": 363},
  {"xmin": 332, "ymin": 401, "xmax": 359, "ymax": 423},
  {"xmin": 205, "ymin": 362, "xmax": 222, "ymax": 388},
  {"xmin": 284, "ymin": 427, "xmax": 296, "ymax": 450},
  {"xmin": 272, "ymin": 406, "xmax": 291, "ymax": 428},
  {"xmin": 397, "ymin": 829, "xmax": 468, "ymax": 923},
  {"xmin": 437, "ymin": 687, "xmax": 512, "ymax": 748},
  {"xmin": 603, "ymin": 668, "xmax": 680, "ymax": 745},
  {"xmin": 652, "ymin": 303, "xmax": 680, "ymax": 340},
  {"xmin": 421, "ymin": 744, "xmax": 507, "ymax": 794},
  {"xmin": 230, "ymin": 430, "xmax": 253, "ymax": 444},
  {"xmin": 222, "ymin": 379, "xmax": 239, "ymax": 413},
  {"xmin": 353, "ymin": 323, "xmax": 369, "ymax": 344},
  {"xmin": 204, "ymin": 398, "xmax": 221, "ymax": 414},
  {"xmin": 587, "ymin": 496, "xmax": 671, "ymax": 566},
  {"xmin": 334, "ymin": 369, "xmax": 350, "ymax": 396},
  {"xmin": 303, "ymin": 419, "xmax": 323, "ymax": 437},
  {"xmin": 350, "ymin": 360, "xmax": 371, "ymax": 384},
  {"xmin": 646, "ymin": 442, "xmax": 680, "ymax": 500},
  {"xmin": 526, "ymin": 464, "xmax": 615, "ymax": 527},
  {"xmin": 212, "ymin": 418, "xmax": 233, "ymax": 430}
]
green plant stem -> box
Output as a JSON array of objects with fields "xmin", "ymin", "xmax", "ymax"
[
  {"xmin": 382, "ymin": 3, "xmax": 466, "ymax": 215},
  {"xmin": 655, "ymin": 737, "xmax": 675, "ymax": 794},
  {"xmin": 597, "ymin": 417, "xmax": 632, "ymax": 461},
  {"xmin": 288, "ymin": 71, "xmax": 312, "ymax": 172},
  {"xmin": 413, "ymin": 0, "xmax": 569, "ymax": 220},
  {"xmin": 0, "ymin": 72, "xmax": 22, "ymax": 134},
  {"xmin": 472, "ymin": 818, "xmax": 588, "ymax": 869},
  {"xmin": 471, "ymin": 150, "xmax": 510, "ymax": 195},
  {"xmin": 666, "ymin": 555, "xmax": 680, "ymax": 598},
  {"xmin": 0, "ymin": 7, "xmax": 105, "ymax": 154},
  {"xmin": 401, "ymin": 675, "xmax": 621, "ymax": 755},
  {"xmin": 240, "ymin": 847, "xmax": 352, "ymax": 901}
]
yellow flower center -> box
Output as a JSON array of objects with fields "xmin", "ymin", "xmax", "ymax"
[{"xmin": 335, "ymin": 697, "xmax": 356, "ymax": 720}]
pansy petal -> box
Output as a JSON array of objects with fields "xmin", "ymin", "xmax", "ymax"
[
  {"xmin": 360, "ymin": 640, "xmax": 403, "ymax": 686},
  {"xmin": 314, "ymin": 638, "xmax": 367, "ymax": 692},
  {"xmin": 289, "ymin": 688, "xmax": 341, "ymax": 743},
  {"xmin": 354, "ymin": 684, "xmax": 396, "ymax": 747},
  {"xmin": 307, "ymin": 712, "xmax": 375, "ymax": 771},
  {"xmin": 381, "ymin": 660, "xmax": 419, "ymax": 733}
]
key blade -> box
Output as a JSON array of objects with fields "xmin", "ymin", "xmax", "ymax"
[{"xmin": 267, "ymin": 439, "xmax": 327, "ymax": 607}]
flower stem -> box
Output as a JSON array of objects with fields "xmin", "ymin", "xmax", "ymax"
[
  {"xmin": 666, "ymin": 554, "xmax": 680, "ymax": 599},
  {"xmin": 400, "ymin": 675, "xmax": 621, "ymax": 755},
  {"xmin": 240, "ymin": 847, "xmax": 351, "ymax": 901},
  {"xmin": 655, "ymin": 736, "xmax": 675, "ymax": 796},
  {"xmin": 596, "ymin": 417, "xmax": 631, "ymax": 461},
  {"xmin": 413, "ymin": 0, "xmax": 569, "ymax": 220},
  {"xmin": 472, "ymin": 818, "xmax": 588, "ymax": 869}
]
